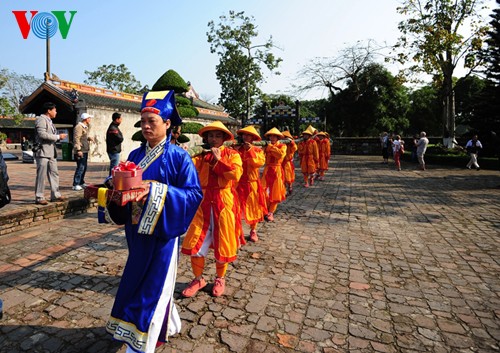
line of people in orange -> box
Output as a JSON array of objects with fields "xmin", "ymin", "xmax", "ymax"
[{"xmin": 180, "ymin": 121, "xmax": 331, "ymax": 298}]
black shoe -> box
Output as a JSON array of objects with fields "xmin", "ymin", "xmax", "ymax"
[{"xmin": 476, "ymin": 167, "xmax": 480, "ymax": 171}]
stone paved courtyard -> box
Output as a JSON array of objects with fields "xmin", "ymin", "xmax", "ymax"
[{"xmin": 0, "ymin": 155, "xmax": 499, "ymax": 352}]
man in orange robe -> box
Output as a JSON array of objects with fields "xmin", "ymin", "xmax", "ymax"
[
  {"xmin": 181, "ymin": 121, "xmax": 243, "ymax": 297},
  {"xmin": 282, "ymin": 130, "xmax": 297, "ymax": 195},
  {"xmin": 234, "ymin": 126, "xmax": 267, "ymax": 242},
  {"xmin": 261, "ymin": 127, "xmax": 287, "ymax": 222},
  {"xmin": 316, "ymin": 132, "xmax": 331, "ymax": 180},
  {"xmin": 298, "ymin": 129, "xmax": 319, "ymax": 187}
]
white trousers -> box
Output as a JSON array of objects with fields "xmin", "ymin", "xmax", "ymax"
[{"xmin": 466, "ymin": 153, "xmax": 479, "ymax": 169}]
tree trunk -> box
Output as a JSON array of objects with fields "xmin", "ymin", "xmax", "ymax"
[{"xmin": 441, "ymin": 62, "xmax": 456, "ymax": 148}]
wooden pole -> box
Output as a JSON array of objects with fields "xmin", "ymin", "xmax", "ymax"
[{"xmin": 186, "ymin": 138, "xmax": 303, "ymax": 158}]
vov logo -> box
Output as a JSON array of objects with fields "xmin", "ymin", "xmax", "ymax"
[{"xmin": 12, "ymin": 11, "xmax": 77, "ymax": 39}]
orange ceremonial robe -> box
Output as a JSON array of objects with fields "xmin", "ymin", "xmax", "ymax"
[
  {"xmin": 235, "ymin": 145, "xmax": 268, "ymax": 226},
  {"xmin": 318, "ymin": 138, "xmax": 330, "ymax": 171},
  {"xmin": 261, "ymin": 142, "xmax": 287, "ymax": 203},
  {"xmin": 298, "ymin": 139, "xmax": 319, "ymax": 175},
  {"xmin": 181, "ymin": 146, "xmax": 243, "ymax": 263},
  {"xmin": 282, "ymin": 140, "xmax": 297, "ymax": 184}
]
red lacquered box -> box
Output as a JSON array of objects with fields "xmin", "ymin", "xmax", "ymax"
[
  {"xmin": 112, "ymin": 169, "xmax": 143, "ymax": 191},
  {"xmin": 84, "ymin": 184, "xmax": 145, "ymax": 206}
]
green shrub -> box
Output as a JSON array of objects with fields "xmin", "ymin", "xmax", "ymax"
[
  {"xmin": 426, "ymin": 144, "xmax": 467, "ymax": 157},
  {"xmin": 152, "ymin": 70, "xmax": 188, "ymax": 93},
  {"xmin": 0, "ymin": 131, "xmax": 6, "ymax": 142},
  {"xmin": 182, "ymin": 122, "xmax": 204, "ymax": 134},
  {"xmin": 177, "ymin": 106, "xmax": 199, "ymax": 118},
  {"xmin": 175, "ymin": 96, "xmax": 192, "ymax": 106}
]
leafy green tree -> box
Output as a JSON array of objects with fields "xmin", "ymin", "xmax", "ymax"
[
  {"xmin": 407, "ymin": 84, "xmax": 441, "ymax": 135},
  {"xmin": 331, "ymin": 63, "xmax": 410, "ymax": 136},
  {"xmin": 454, "ymin": 75, "xmax": 487, "ymax": 126},
  {"xmin": 207, "ymin": 11, "xmax": 282, "ymax": 125},
  {"xmin": 472, "ymin": 0, "xmax": 500, "ymax": 156},
  {"xmin": 394, "ymin": 0, "xmax": 490, "ymax": 141},
  {"xmin": 84, "ymin": 64, "xmax": 145, "ymax": 94}
]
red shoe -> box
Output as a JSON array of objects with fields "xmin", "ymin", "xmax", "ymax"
[
  {"xmin": 289, "ymin": 185, "xmax": 293, "ymax": 194},
  {"xmin": 249, "ymin": 230, "xmax": 258, "ymax": 242},
  {"xmin": 304, "ymin": 183, "xmax": 309, "ymax": 188},
  {"xmin": 182, "ymin": 277, "xmax": 206, "ymax": 297},
  {"xmin": 156, "ymin": 341, "xmax": 164, "ymax": 348},
  {"xmin": 266, "ymin": 212, "xmax": 274, "ymax": 222},
  {"xmin": 309, "ymin": 178, "xmax": 314, "ymax": 186},
  {"xmin": 212, "ymin": 277, "xmax": 225, "ymax": 297}
]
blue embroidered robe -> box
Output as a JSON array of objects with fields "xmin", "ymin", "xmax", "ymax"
[{"xmin": 105, "ymin": 140, "xmax": 202, "ymax": 352}]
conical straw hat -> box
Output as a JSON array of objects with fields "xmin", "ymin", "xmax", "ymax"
[
  {"xmin": 264, "ymin": 127, "xmax": 283, "ymax": 138},
  {"xmin": 282, "ymin": 130, "xmax": 293, "ymax": 139},
  {"xmin": 237, "ymin": 125, "xmax": 262, "ymax": 141},
  {"xmin": 198, "ymin": 121, "xmax": 234, "ymax": 141}
]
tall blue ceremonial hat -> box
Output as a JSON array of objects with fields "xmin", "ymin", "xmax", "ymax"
[{"xmin": 140, "ymin": 90, "xmax": 182, "ymax": 126}]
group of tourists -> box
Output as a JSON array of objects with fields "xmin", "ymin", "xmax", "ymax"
[
  {"xmin": 381, "ymin": 131, "xmax": 486, "ymax": 171},
  {"xmin": 381, "ymin": 131, "xmax": 429, "ymax": 171},
  {"xmin": 96, "ymin": 90, "xmax": 332, "ymax": 353}
]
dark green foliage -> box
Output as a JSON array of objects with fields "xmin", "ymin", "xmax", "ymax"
[
  {"xmin": 454, "ymin": 75, "xmax": 487, "ymax": 126},
  {"xmin": 175, "ymin": 96, "xmax": 192, "ymax": 106},
  {"xmin": 330, "ymin": 63, "xmax": 410, "ymax": 136},
  {"xmin": 84, "ymin": 64, "xmax": 143, "ymax": 94},
  {"xmin": 151, "ymin": 70, "xmax": 188, "ymax": 93},
  {"xmin": 177, "ymin": 106, "xmax": 199, "ymax": 118},
  {"xmin": 471, "ymin": 1, "xmax": 500, "ymax": 157},
  {"xmin": 181, "ymin": 122, "xmax": 204, "ymax": 134},
  {"xmin": 207, "ymin": 11, "xmax": 282, "ymax": 124},
  {"xmin": 407, "ymin": 85, "xmax": 441, "ymax": 136}
]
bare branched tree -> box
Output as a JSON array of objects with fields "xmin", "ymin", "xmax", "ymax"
[
  {"xmin": 0, "ymin": 68, "xmax": 42, "ymax": 114},
  {"xmin": 294, "ymin": 40, "xmax": 386, "ymax": 100}
]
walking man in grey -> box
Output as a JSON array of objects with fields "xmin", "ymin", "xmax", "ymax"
[
  {"xmin": 416, "ymin": 131, "xmax": 429, "ymax": 171},
  {"xmin": 34, "ymin": 102, "xmax": 67, "ymax": 205}
]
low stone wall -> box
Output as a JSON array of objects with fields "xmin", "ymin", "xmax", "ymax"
[{"xmin": 0, "ymin": 198, "xmax": 97, "ymax": 236}]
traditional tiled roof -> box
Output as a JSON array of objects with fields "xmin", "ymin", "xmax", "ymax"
[{"xmin": 19, "ymin": 78, "xmax": 238, "ymax": 125}]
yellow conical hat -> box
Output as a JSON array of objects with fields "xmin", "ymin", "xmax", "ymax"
[
  {"xmin": 264, "ymin": 127, "xmax": 283, "ymax": 138},
  {"xmin": 198, "ymin": 121, "xmax": 234, "ymax": 141},
  {"xmin": 316, "ymin": 132, "xmax": 327, "ymax": 137},
  {"xmin": 237, "ymin": 125, "xmax": 262, "ymax": 141},
  {"xmin": 306, "ymin": 125, "xmax": 317, "ymax": 134},
  {"xmin": 302, "ymin": 129, "xmax": 313, "ymax": 136},
  {"xmin": 282, "ymin": 130, "xmax": 293, "ymax": 139}
]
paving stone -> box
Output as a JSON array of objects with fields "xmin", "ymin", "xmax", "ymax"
[{"xmin": 0, "ymin": 156, "xmax": 499, "ymax": 352}]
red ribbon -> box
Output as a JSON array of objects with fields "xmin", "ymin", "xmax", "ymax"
[{"xmin": 114, "ymin": 161, "xmax": 141, "ymax": 172}]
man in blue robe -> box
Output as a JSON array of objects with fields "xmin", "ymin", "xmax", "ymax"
[{"xmin": 102, "ymin": 90, "xmax": 202, "ymax": 352}]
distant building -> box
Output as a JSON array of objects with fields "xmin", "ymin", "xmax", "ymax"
[{"xmin": 3, "ymin": 78, "xmax": 238, "ymax": 162}]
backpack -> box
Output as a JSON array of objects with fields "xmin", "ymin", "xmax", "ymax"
[{"xmin": 0, "ymin": 152, "xmax": 11, "ymax": 209}]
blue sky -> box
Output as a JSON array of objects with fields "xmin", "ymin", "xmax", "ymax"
[{"xmin": 0, "ymin": 0, "xmax": 495, "ymax": 102}]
